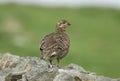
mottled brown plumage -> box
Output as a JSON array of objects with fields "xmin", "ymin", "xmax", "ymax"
[{"xmin": 40, "ymin": 19, "xmax": 70, "ymax": 67}]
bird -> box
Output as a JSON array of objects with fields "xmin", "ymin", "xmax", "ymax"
[{"xmin": 40, "ymin": 19, "xmax": 71, "ymax": 67}]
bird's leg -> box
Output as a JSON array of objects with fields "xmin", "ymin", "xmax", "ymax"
[
  {"xmin": 40, "ymin": 55, "xmax": 43, "ymax": 59},
  {"xmin": 57, "ymin": 58, "xmax": 60, "ymax": 68},
  {"xmin": 49, "ymin": 60, "xmax": 53, "ymax": 68},
  {"xmin": 40, "ymin": 55, "xmax": 45, "ymax": 60}
]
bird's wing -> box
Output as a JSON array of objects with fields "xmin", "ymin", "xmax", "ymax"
[
  {"xmin": 40, "ymin": 32, "xmax": 70, "ymax": 52},
  {"xmin": 53, "ymin": 33, "xmax": 70, "ymax": 50},
  {"xmin": 40, "ymin": 32, "xmax": 57, "ymax": 51}
]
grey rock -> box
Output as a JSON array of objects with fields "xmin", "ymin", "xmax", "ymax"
[{"xmin": 0, "ymin": 53, "xmax": 119, "ymax": 81}]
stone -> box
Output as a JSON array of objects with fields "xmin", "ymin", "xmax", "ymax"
[{"xmin": 0, "ymin": 53, "xmax": 119, "ymax": 81}]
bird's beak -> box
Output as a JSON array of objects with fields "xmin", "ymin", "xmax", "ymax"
[{"xmin": 67, "ymin": 23, "xmax": 71, "ymax": 26}]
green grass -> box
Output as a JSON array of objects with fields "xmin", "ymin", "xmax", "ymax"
[{"xmin": 0, "ymin": 4, "xmax": 120, "ymax": 78}]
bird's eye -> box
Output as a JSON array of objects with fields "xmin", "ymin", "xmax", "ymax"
[{"xmin": 62, "ymin": 22, "xmax": 66, "ymax": 24}]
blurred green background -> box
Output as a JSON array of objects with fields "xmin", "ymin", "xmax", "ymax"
[{"xmin": 0, "ymin": 4, "xmax": 120, "ymax": 78}]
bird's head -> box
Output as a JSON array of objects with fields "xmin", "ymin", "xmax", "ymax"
[{"xmin": 56, "ymin": 19, "xmax": 71, "ymax": 32}]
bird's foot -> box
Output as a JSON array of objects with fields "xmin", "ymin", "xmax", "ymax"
[
  {"xmin": 57, "ymin": 65, "xmax": 61, "ymax": 68},
  {"xmin": 47, "ymin": 64, "xmax": 54, "ymax": 72},
  {"xmin": 48, "ymin": 64, "xmax": 53, "ymax": 68}
]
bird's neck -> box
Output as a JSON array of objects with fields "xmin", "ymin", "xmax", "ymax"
[{"xmin": 55, "ymin": 27, "xmax": 65, "ymax": 33}]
